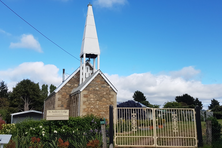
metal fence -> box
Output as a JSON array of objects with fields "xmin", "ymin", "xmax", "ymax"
[{"xmin": 114, "ymin": 107, "xmax": 197, "ymax": 147}]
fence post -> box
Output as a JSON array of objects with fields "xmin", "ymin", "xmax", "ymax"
[
  {"xmin": 206, "ymin": 120, "xmax": 212, "ymax": 146},
  {"xmin": 109, "ymin": 105, "xmax": 114, "ymax": 148},
  {"xmin": 195, "ymin": 106, "xmax": 203, "ymax": 147},
  {"xmin": 101, "ymin": 123, "xmax": 107, "ymax": 148}
]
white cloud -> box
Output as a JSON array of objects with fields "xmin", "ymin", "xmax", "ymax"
[
  {"xmin": 105, "ymin": 67, "xmax": 222, "ymax": 109},
  {"xmin": 0, "ymin": 62, "xmax": 62, "ymax": 91},
  {"xmin": 1, "ymin": 63, "xmax": 221, "ymax": 110},
  {"xmin": 0, "ymin": 29, "xmax": 11, "ymax": 36},
  {"xmin": 170, "ymin": 66, "xmax": 201, "ymax": 80},
  {"xmin": 93, "ymin": 0, "xmax": 127, "ymax": 8},
  {"xmin": 10, "ymin": 34, "xmax": 42, "ymax": 53}
]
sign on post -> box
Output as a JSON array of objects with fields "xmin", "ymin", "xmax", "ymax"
[
  {"xmin": 46, "ymin": 110, "xmax": 69, "ymax": 120},
  {"xmin": 0, "ymin": 134, "xmax": 12, "ymax": 148}
]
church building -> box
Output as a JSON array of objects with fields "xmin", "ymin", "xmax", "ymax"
[{"xmin": 43, "ymin": 4, "xmax": 117, "ymax": 120}]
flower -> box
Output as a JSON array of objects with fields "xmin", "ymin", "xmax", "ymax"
[
  {"xmin": 91, "ymin": 119, "xmax": 94, "ymax": 122},
  {"xmin": 42, "ymin": 131, "xmax": 45, "ymax": 134},
  {"xmin": 63, "ymin": 129, "xmax": 65, "ymax": 132},
  {"xmin": 31, "ymin": 137, "xmax": 36, "ymax": 143},
  {"xmin": 39, "ymin": 126, "xmax": 42, "ymax": 128},
  {"xmin": 54, "ymin": 130, "xmax": 57, "ymax": 133},
  {"xmin": 25, "ymin": 132, "xmax": 28, "ymax": 134},
  {"xmin": 94, "ymin": 129, "xmax": 98, "ymax": 133},
  {"xmin": 73, "ymin": 131, "xmax": 75, "ymax": 133},
  {"xmin": 33, "ymin": 128, "xmax": 35, "ymax": 130},
  {"xmin": 30, "ymin": 127, "xmax": 32, "ymax": 130},
  {"xmin": 90, "ymin": 129, "xmax": 93, "ymax": 133},
  {"xmin": 36, "ymin": 138, "xmax": 41, "ymax": 143},
  {"xmin": 42, "ymin": 133, "xmax": 45, "ymax": 136}
]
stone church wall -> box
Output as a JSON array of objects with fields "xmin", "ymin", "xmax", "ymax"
[
  {"xmin": 56, "ymin": 71, "xmax": 80, "ymax": 110},
  {"xmin": 80, "ymin": 74, "xmax": 117, "ymax": 121},
  {"xmin": 43, "ymin": 93, "xmax": 56, "ymax": 119}
]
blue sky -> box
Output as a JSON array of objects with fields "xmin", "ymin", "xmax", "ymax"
[{"xmin": 0, "ymin": 0, "xmax": 222, "ymax": 109}]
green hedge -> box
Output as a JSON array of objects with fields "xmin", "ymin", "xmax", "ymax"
[{"xmin": 0, "ymin": 114, "xmax": 104, "ymax": 148}]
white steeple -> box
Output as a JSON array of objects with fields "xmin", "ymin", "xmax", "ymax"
[{"xmin": 80, "ymin": 4, "xmax": 100, "ymax": 84}]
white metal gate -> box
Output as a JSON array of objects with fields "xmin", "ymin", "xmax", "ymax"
[{"xmin": 114, "ymin": 108, "xmax": 197, "ymax": 147}]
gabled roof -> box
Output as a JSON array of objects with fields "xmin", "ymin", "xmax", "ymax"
[
  {"xmin": 53, "ymin": 67, "xmax": 80, "ymax": 93},
  {"xmin": 71, "ymin": 70, "xmax": 117, "ymax": 94},
  {"xmin": 45, "ymin": 67, "xmax": 80, "ymax": 100},
  {"xmin": 45, "ymin": 62, "xmax": 95, "ymax": 101},
  {"xmin": 11, "ymin": 110, "xmax": 42, "ymax": 116}
]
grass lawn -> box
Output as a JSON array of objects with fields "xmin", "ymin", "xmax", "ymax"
[
  {"xmin": 217, "ymin": 119, "xmax": 222, "ymax": 125},
  {"xmin": 115, "ymin": 122, "xmax": 196, "ymax": 146},
  {"xmin": 201, "ymin": 119, "xmax": 222, "ymax": 148}
]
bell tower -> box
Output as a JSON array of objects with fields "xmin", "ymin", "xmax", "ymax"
[{"xmin": 80, "ymin": 3, "xmax": 100, "ymax": 84}]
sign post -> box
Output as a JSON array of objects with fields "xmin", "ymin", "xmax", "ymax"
[
  {"xmin": 0, "ymin": 134, "xmax": 12, "ymax": 148},
  {"xmin": 100, "ymin": 118, "xmax": 107, "ymax": 148},
  {"xmin": 46, "ymin": 110, "xmax": 69, "ymax": 141},
  {"xmin": 46, "ymin": 110, "xmax": 69, "ymax": 120}
]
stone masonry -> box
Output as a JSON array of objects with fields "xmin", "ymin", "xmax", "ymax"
[
  {"xmin": 56, "ymin": 71, "xmax": 80, "ymax": 109},
  {"xmin": 79, "ymin": 74, "xmax": 117, "ymax": 120},
  {"xmin": 44, "ymin": 71, "xmax": 80, "ymax": 119}
]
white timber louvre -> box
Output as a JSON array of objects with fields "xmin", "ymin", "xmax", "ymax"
[{"xmin": 114, "ymin": 108, "xmax": 197, "ymax": 147}]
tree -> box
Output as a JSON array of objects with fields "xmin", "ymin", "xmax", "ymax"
[
  {"xmin": 140, "ymin": 100, "xmax": 151, "ymax": 107},
  {"xmin": 50, "ymin": 84, "xmax": 56, "ymax": 94},
  {"xmin": 209, "ymin": 99, "xmax": 220, "ymax": 110},
  {"xmin": 175, "ymin": 94, "xmax": 195, "ymax": 107},
  {"xmin": 34, "ymin": 84, "xmax": 49, "ymax": 111},
  {"xmin": 10, "ymin": 79, "xmax": 40, "ymax": 111},
  {"xmin": 163, "ymin": 101, "xmax": 182, "ymax": 108},
  {"xmin": 0, "ymin": 97, "xmax": 10, "ymax": 122},
  {"xmin": 133, "ymin": 90, "xmax": 146, "ymax": 102},
  {"xmin": 175, "ymin": 94, "xmax": 203, "ymax": 108},
  {"xmin": 132, "ymin": 90, "xmax": 159, "ymax": 107},
  {"xmin": 40, "ymin": 84, "xmax": 48, "ymax": 99},
  {"xmin": 149, "ymin": 104, "xmax": 160, "ymax": 108},
  {"xmin": 0, "ymin": 81, "xmax": 9, "ymax": 98},
  {"xmin": 194, "ymin": 98, "xmax": 203, "ymax": 109}
]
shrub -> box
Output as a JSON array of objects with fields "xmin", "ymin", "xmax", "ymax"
[
  {"xmin": 207, "ymin": 117, "xmax": 222, "ymax": 142},
  {"xmin": 5, "ymin": 139, "xmax": 16, "ymax": 148},
  {"xmin": 30, "ymin": 137, "xmax": 44, "ymax": 148},
  {"xmin": 5, "ymin": 114, "xmax": 104, "ymax": 147},
  {"xmin": 0, "ymin": 123, "xmax": 16, "ymax": 135},
  {"xmin": 57, "ymin": 138, "xmax": 69, "ymax": 148},
  {"xmin": 87, "ymin": 139, "xmax": 100, "ymax": 148},
  {"xmin": 0, "ymin": 119, "xmax": 6, "ymax": 130}
]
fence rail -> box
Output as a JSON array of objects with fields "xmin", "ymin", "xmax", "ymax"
[{"xmin": 114, "ymin": 107, "xmax": 197, "ymax": 147}]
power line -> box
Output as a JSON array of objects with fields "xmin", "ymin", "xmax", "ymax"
[{"xmin": 0, "ymin": 0, "xmax": 80, "ymax": 61}]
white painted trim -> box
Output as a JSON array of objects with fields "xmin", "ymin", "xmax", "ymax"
[
  {"xmin": 93, "ymin": 59, "xmax": 96, "ymax": 73},
  {"xmin": 80, "ymin": 70, "xmax": 118, "ymax": 93},
  {"xmin": 97, "ymin": 55, "xmax": 100, "ymax": 70},
  {"xmin": 80, "ymin": 58, "xmax": 82, "ymax": 84},
  {"xmin": 54, "ymin": 67, "xmax": 80, "ymax": 93},
  {"xmin": 11, "ymin": 110, "xmax": 43, "ymax": 116},
  {"xmin": 83, "ymin": 54, "xmax": 86, "ymax": 82}
]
